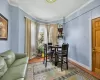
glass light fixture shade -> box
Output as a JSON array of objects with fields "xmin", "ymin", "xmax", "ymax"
[
  {"xmin": 46, "ymin": 0, "xmax": 56, "ymax": 3},
  {"xmin": 0, "ymin": 22, "xmax": 4, "ymax": 26}
]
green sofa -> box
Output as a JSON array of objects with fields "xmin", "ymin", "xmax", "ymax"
[{"xmin": 0, "ymin": 50, "xmax": 29, "ymax": 80}]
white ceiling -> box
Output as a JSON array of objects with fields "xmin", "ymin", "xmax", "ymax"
[{"xmin": 8, "ymin": 0, "xmax": 93, "ymax": 22}]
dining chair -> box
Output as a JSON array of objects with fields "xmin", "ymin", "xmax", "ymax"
[
  {"xmin": 56, "ymin": 43, "xmax": 69, "ymax": 71},
  {"xmin": 48, "ymin": 43, "xmax": 52, "ymax": 51},
  {"xmin": 43, "ymin": 44, "xmax": 54, "ymax": 67},
  {"xmin": 48, "ymin": 43, "xmax": 52, "ymax": 46},
  {"xmin": 48, "ymin": 43, "xmax": 55, "ymax": 61}
]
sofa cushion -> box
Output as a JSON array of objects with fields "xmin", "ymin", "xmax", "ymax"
[
  {"xmin": 11, "ymin": 57, "xmax": 28, "ymax": 67},
  {"xmin": 16, "ymin": 78, "xmax": 24, "ymax": 80},
  {"xmin": 0, "ymin": 56, "xmax": 8, "ymax": 78},
  {"xmin": 0, "ymin": 50, "xmax": 15, "ymax": 67},
  {"xmin": 1, "ymin": 64, "xmax": 27, "ymax": 80},
  {"xmin": 15, "ymin": 54, "xmax": 27, "ymax": 60}
]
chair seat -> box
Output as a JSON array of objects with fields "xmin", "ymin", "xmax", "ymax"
[
  {"xmin": 57, "ymin": 53, "xmax": 67, "ymax": 56},
  {"xmin": 56, "ymin": 51, "xmax": 62, "ymax": 53},
  {"xmin": 47, "ymin": 50, "xmax": 54, "ymax": 54}
]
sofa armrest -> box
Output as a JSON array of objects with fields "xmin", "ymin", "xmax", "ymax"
[{"xmin": 15, "ymin": 53, "xmax": 27, "ymax": 59}]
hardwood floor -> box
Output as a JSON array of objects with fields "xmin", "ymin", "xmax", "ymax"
[
  {"xmin": 69, "ymin": 60, "xmax": 100, "ymax": 79},
  {"xmin": 29, "ymin": 57, "xmax": 44, "ymax": 64}
]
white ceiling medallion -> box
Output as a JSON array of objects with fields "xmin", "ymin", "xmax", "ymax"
[{"xmin": 46, "ymin": 0, "xmax": 56, "ymax": 3}]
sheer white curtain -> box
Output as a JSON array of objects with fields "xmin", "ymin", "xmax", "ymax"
[
  {"xmin": 31, "ymin": 21, "xmax": 37, "ymax": 56},
  {"xmin": 38, "ymin": 24, "xmax": 48, "ymax": 44},
  {"xmin": 49, "ymin": 24, "xmax": 58, "ymax": 45}
]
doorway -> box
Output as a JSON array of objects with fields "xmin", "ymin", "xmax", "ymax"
[{"xmin": 92, "ymin": 17, "xmax": 100, "ymax": 75}]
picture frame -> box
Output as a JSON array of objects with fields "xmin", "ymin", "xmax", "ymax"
[{"xmin": 0, "ymin": 13, "xmax": 8, "ymax": 40}]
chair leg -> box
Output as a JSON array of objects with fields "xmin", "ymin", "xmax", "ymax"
[
  {"xmin": 61, "ymin": 56, "xmax": 63, "ymax": 71},
  {"xmin": 66, "ymin": 56, "xmax": 68, "ymax": 70},
  {"xmin": 51, "ymin": 53, "xmax": 53, "ymax": 62},
  {"xmin": 56, "ymin": 55, "xmax": 58, "ymax": 66},
  {"xmin": 45, "ymin": 54, "xmax": 47, "ymax": 67}
]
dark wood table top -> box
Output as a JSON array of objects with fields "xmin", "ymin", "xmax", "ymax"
[{"xmin": 49, "ymin": 45, "xmax": 62, "ymax": 48}]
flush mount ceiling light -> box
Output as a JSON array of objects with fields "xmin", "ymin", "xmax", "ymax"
[{"xmin": 46, "ymin": 0, "xmax": 56, "ymax": 3}]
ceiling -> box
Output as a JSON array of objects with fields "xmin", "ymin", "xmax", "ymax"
[{"xmin": 8, "ymin": 0, "xmax": 93, "ymax": 22}]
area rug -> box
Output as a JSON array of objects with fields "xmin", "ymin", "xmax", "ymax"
[{"xmin": 26, "ymin": 62, "xmax": 99, "ymax": 80}]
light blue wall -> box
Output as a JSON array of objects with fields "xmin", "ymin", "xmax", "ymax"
[
  {"xmin": 64, "ymin": 11, "xmax": 91, "ymax": 67},
  {"xmin": 63, "ymin": 0, "xmax": 100, "ymax": 70},
  {"xmin": 0, "ymin": 0, "xmax": 37, "ymax": 53},
  {"xmin": 0, "ymin": 0, "xmax": 11, "ymax": 53},
  {"xmin": 10, "ymin": 6, "xmax": 19, "ymax": 53},
  {"xmin": 10, "ymin": 5, "xmax": 37, "ymax": 53}
]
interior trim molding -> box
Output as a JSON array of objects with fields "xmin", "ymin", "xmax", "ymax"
[
  {"xmin": 68, "ymin": 58, "xmax": 91, "ymax": 71},
  {"xmin": 7, "ymin": 0, "xmax": 94, "ymax": 23},
  {"xmin": 69, "ymin": 58, "xmax": 100, "ymax": 79},
  {"xmin": 7, "ymin": 0, "xmax": 48, "ymax": 23}
]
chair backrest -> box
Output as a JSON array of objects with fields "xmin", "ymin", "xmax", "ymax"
[
  {"xmin": 62, "ymin": 43, "xmax": 69, "ymax": 55},
  {"xmin": 48, "ymin": 43, "xmax": 52, "ymax": 45},
  {"xmin": 44, "ymin": 44, "xmax": 47, "ymax": 54},
  {"xmin": 48, "ymin": 43, "xmax": 52, "ymax": 50},
  {"xmin": 62, "ymin": 43, "xmax": 69, "ymax": 50}
]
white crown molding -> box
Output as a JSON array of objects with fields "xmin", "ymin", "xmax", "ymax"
[
  {"xmin": 7, "ymin": 0, "xmax": 18, "ymax": 7},
  {"xmin": 7, "ymin": 0, "xmax": 94, "ymax": 23},
  {"xmin": 48, "ymin": 0, "xmax": 94, "ymax": 23},
  {"xmin": 7, "ymin": 0, "xmax": 48, "ymax": 23},
  {"xmin": 65, "ymin": 0, "xmax": 94, "ymax": 19}
]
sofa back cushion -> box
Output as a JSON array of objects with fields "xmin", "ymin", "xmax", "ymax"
[
  {"xmin": 0, "ymin": 50, "xmax": 15, "ymax": 67},
  {"xmin": 0, "ymin": 56, "xmax": 8, "ymax": 78}
]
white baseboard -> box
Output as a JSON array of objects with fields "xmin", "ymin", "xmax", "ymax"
[{"xmin": 68, "ymin": 58, "xmax": 91, "ymax": 71}]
